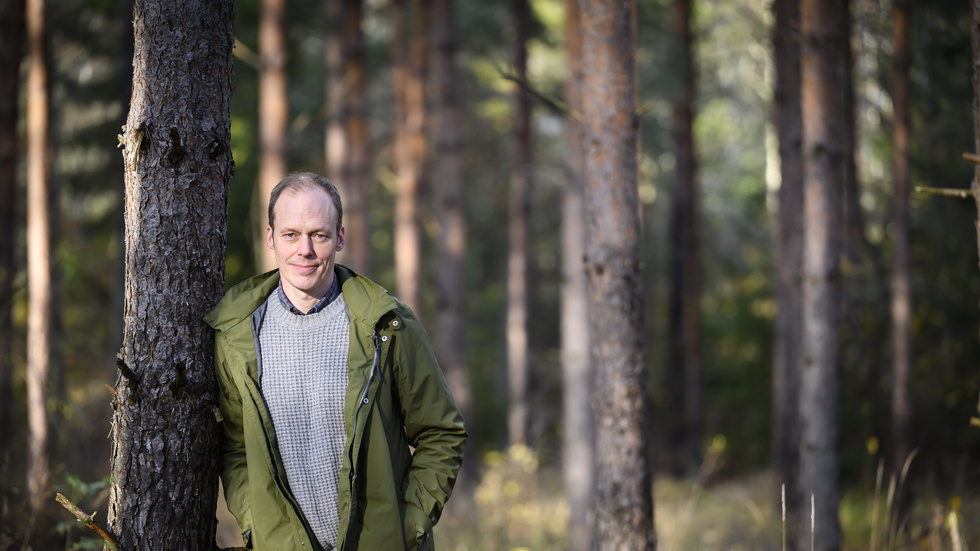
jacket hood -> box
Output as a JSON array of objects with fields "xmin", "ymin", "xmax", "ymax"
[{"xmin": 204, "ymin": 264, "xmax": 397, "ymax": 333}]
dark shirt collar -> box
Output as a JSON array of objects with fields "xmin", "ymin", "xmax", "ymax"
[{"xmin": 277, "ymin": 276, "xmax": 340, "ymax": 315}]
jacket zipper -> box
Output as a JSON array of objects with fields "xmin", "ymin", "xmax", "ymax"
[{"xmin": 341, "ymin": 329, "xmax": 381, "ymax": 551}]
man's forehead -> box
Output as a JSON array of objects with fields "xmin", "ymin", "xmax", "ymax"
[{"xmin": 274, "ymin": 188, "xmax": 336, "ymax": 223}]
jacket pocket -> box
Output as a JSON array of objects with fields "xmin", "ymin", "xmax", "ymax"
[{"xmin": 404, "ymin": 502, "xmax": 433, "ymax": 550}]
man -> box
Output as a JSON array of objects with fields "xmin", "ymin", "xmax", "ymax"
[{"xmin": 205, "ymin": 172, "xmax": 467, "ymax": 551}]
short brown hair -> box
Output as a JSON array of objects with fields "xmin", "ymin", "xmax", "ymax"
[{"xmin": 268, "ymin": 172, "xmax": 343, "ymax": 232}]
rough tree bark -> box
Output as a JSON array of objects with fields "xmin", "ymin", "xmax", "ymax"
[
  {"xmin": 0, "ymin": 0, "xmax": 25, "ymax": 478},
  {"xmin": 799, "ymin": 0, "xmax": 843, "ymax": 549},
  {"xmin": 666, "ymin": 0, "xmax": 702, "ymax": 477},
  {"xmin": 562, "ymin": 0, "xmax": 595, "ymax": 547},
  {"xmin": 26, "ymin": 0, "xmax": 51, "ymax": 518},
  {"xmin": 771, "ymin": 0, "xmax": 804, "ymax": 541},
  {"xmin": 393, "ymin": 0, "xmax": 429, "ymax": 313},
  {"xmin": 433, "ymin": 0, "xmax": 473, "ymax": 491},
  {"xmin": 579, "ymin": 0, "xmax": 655, "ymax": 549},
  {"xmin": 256, "ymin": 0, "xmax": 288, "ymax": 272},
  {"xmin": 890, "ymin": 0, "xmax": 912, "ymax": 483},
  {"xmin": 507, "ymin": 0, "xmax": 531, "ymax": 448},
  {"xmin": 327, "ymin": 0, "xmax": 371, "ymax": 274},
  {"xmin": 108, "ymin": 1, "xmax": 234, "ymax": 548}
]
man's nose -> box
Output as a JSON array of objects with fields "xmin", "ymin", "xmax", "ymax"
[{"xmin": 297, "ymin": 236, "xmax": 314, "ymax": 256}]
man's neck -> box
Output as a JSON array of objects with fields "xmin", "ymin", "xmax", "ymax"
[{"xmin": 279, "ymin": 275, "xmax": 339, "ymax": 315}]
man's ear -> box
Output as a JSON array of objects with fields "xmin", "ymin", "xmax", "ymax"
[
  {"xmin": 337, "ymin": 226, "xmax": 346, "ymax": 252},
  {"xmin": 266, "ymin": 226, "xmax": 274, "ymax": 250}
]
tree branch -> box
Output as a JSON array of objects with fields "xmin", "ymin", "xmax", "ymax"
[
  {"xmin": 914, "ymin": 186, "xmax": 973, "ymax": 199},
  {"xmin": 495, "ymin": 67, "xmax": 581, "ymax": 120},
  {"xmin": 115, "ymin": 353, "xmax": 139, "ymax": 384},
  {"xmin": 55, "ymin": 493, "xmax": 118, "ymax": 549}
]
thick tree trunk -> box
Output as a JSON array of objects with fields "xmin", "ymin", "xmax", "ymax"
[
  {"xmin": 393, "ymin": 0, "xmax": 428, "ymax": 312},
  {"xmin": 666, "ymin": 0, "xmax": 701, "ymax": 477},
  {"xmin": 579, "ymin": 0, "xmax": 655, "ymax": 549},
  {"xmin": 26, "ymin": 0, "xmax": 51, "ymax": 518},
  {"xmin": 329, "ymin": 0, "xmax": 371, "ymax": 274},
  {"xmin": 433, "ymin": 0, "xmax": 472, "ymax": 490},
  {"xmin": 771, "ymin": 0, "xmax": 804, "ymax": 541},
  {"xmin": 799, "ymin": 0, "xmax": 843, "ymax": 549},
  {"xmin": 507, "ymin": 0, "xmax": 531, "ymax": 448},
  {"xmin": 108, "ymin": 1, "xmax": 234, "ymax": 548},
  {"xmin": 562, "ymin": 0, "xmax": 595, "ymax": 547},
  {"xmin": 256, "ymin": 0, "xmax": 288, "ymax": 272},
  {"xmin": 890, "ymin": 0, "xmax": 912, "ymax": 483},
  {"xmin": 0, "ymin": 0, "xmax": 25, "ymax": 480}
]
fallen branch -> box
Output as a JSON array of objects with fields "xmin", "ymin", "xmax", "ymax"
[
  {"xmin": 963, "ymin": 152, "xmax": 980, "ymax": 165},
  {"xmin": 55, "ymin": 493, "xmax": 118, "ymax": 549}
]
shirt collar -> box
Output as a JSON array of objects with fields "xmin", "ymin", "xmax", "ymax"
[{"xmin": 277, "ymin": 276, "xmax": 340, "ymax": 315}]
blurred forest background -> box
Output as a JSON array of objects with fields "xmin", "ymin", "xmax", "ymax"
[{"xmin": 1, "ymin": 0, "xmax": 980, "ymax": 549}]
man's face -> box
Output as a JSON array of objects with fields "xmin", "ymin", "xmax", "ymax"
[{"xmin": 267, "ymin": 186, "xmax": 345, "ymax": 308}]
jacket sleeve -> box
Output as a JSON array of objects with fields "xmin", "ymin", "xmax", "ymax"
[
  {"xmin": 392, "ymin": 309, "xmax": 468, "ymax": 539},
  {"xmin": 215, "ymin": 334, "xmax": 254, "ymax": 544}
]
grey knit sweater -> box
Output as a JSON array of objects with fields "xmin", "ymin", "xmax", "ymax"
[{"xmin": 259, "ymin": 292, "xmax": 350, "ymax": 550}]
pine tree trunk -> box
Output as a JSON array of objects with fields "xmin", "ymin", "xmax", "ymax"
[
  {"xmin": 329, "ymin": 0, "xmax": 371, "ymax": 274},
  {"xmin": 26, "ymin": 0, "xmax": 51, "ymax": 518},
  {"xmin": 393, "ymin": 0, "xmax": 428, "ymax": 312},
  {"xmin": 0, "ymin": 0, "xmax": 25, "ymax": 481},
  {"xmin": 971, "ymin": 0, "xmax": 980, "ymax": 434},
  {"xmin": 799, "ymin": 0, "xmax": 843, "ymax": 549},
  {"xmin": 507, "ymin": 0, "xmax": 531, "ymax": 448},
  {"xmin": 433, "ymin": 0, "xmax": 473, "ymax": 489},
  {"xmin": 890, "ymin": 0, "xmax": 912, "ymax": 483},
  {"xmin": 579, "ymin": 0, "xmax": 655, "ymax": 548},
  {"xmin": 771, "ymin": 0, "xmax": 804, "ymax": 541},
  {"xmin": 668, "ymin": 0, "xmax": 702, "ymax": 476},
  {"xmin": 257, "ymin": 0, "xmax": 288, "ymax": 272},
  {"xmin": 108, "ymin": 1, "xmax": 234, "ymax": 548},
  {"xmin": 562, "ymin": 0, "xmax": 595, "ymax": 547}
]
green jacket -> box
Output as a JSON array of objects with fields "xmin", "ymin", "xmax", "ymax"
[{"xmin": 204, "ymin": 265, "xmax": 467, "ymax": 551}]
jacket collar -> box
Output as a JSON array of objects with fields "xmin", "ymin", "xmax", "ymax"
[{"xmin": 204, "ymin": 264, "xmax": 397, "ymax": 333}]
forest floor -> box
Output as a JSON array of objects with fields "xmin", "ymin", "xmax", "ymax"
[
  {"xmin": 37, "ymin": 451, "xmax": 980, "ymax": 550},
  {"xmin": 428, "ymin": 446, "xmax": 979, "ymax": 551}
]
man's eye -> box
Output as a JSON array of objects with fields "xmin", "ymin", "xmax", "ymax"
[{"xmin": 315, "ymin": 234, "xmax": 327, "ymax": 240}]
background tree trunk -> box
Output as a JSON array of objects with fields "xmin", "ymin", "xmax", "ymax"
[
  {"xmin": 329, "ymin": 0, "xmax": 371, "ymax": 274},
  {"xmin": 579, "ymin": 0, "xmax": 655, "ymax": 549},
  {"xmin": 393, "ymin": 0, "xmax": 429, "ymax": 312},
  {"xmin": 256, "ymin": 0, "xmax": 288, "ymax": 272},
  {"xmin": 432, "ymin": 0, "xmax": 473, "ymax": 492},
  {"xmin": 799, "ymin": 0, "xmax": 843, "ymax": 549},
  {"xmin": 108, "ymin": 1, "xmax": 234, "ymax": 547},
  {"xmin": 507, "ymin": 0, "xmax": 531, "ymax": 448},
  {"xmin": 562, "ymin": 0, "xmax": 595, "ymax": 547},
  {"xmin": 26, "ymin": 0, "xmax": 51, "ymax": 519},
  {"xmin": 666, "ymin": 0, "xmax": 701, "ymax": 477},
  {"xmin": 0, "ymin": 0, "xmax": 25, "ymax": 484},
  {"xmin": 890, "ymin": 0, "xmax": 912, "ymax": 484},
  {"xmin": 771, "ymin": 0, "xmax": 804, "ymax": 541},
  {"xmin": 972, "ymin": 0, "xmax": 980, "ymax": 439}
]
